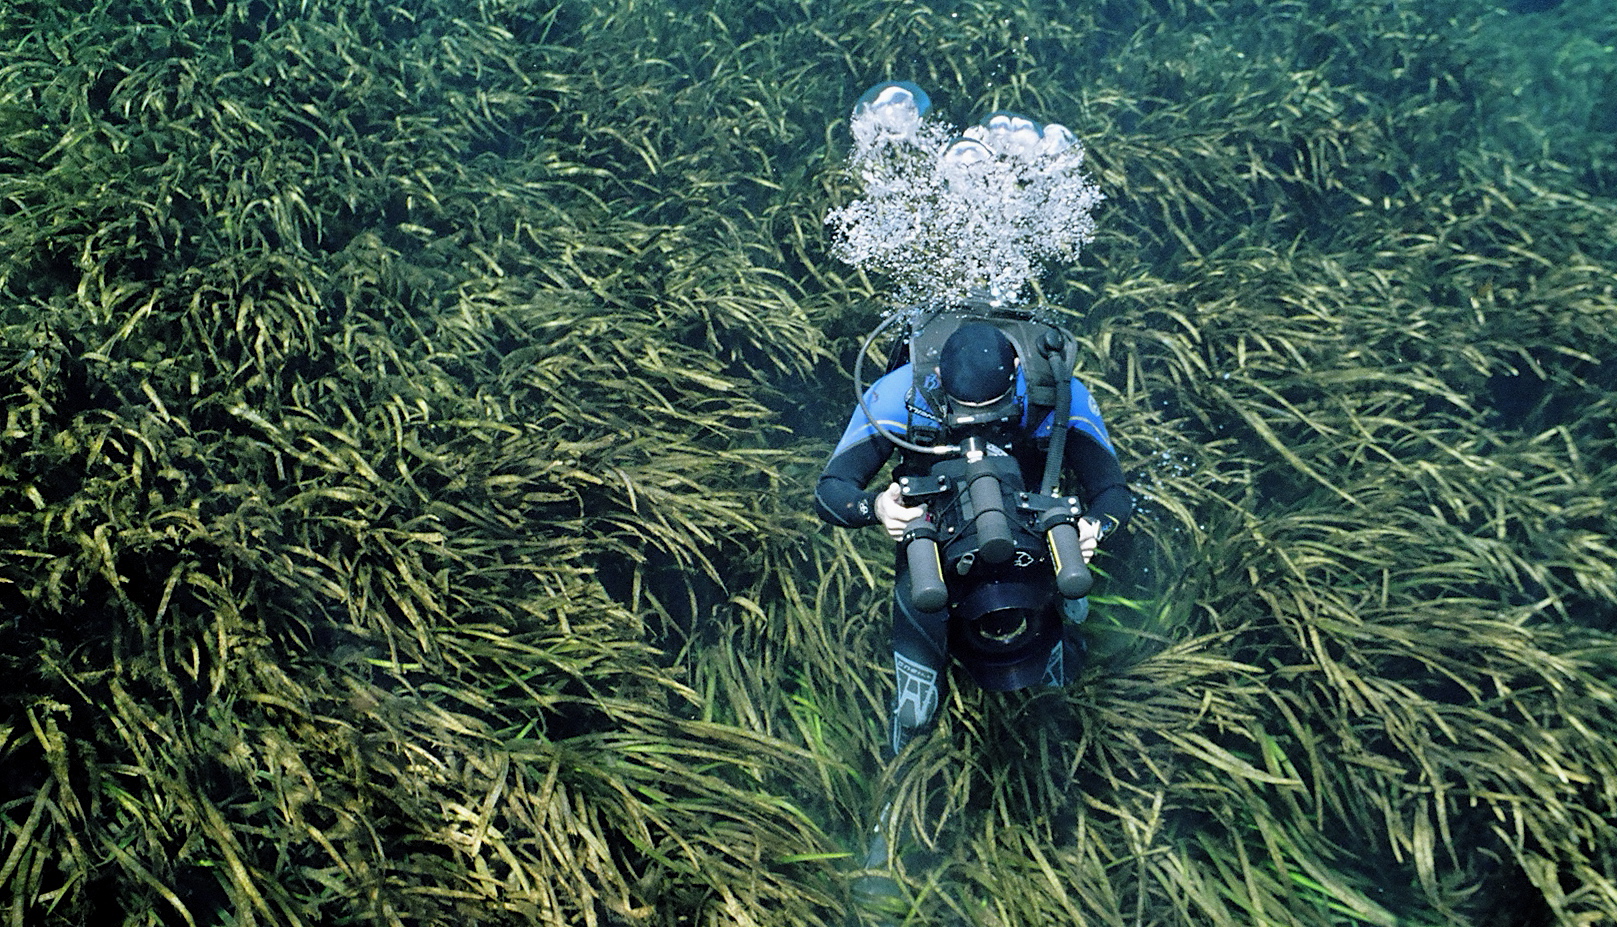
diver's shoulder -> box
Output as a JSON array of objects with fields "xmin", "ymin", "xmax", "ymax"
[{"xmin": 862, "ymin": 364, "xmax": 915, "ymax": 406}]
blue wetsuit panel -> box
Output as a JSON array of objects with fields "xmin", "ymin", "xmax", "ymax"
[{"xmin": 830, "ymin": 365, "xmax": 933, "ymax": 457}]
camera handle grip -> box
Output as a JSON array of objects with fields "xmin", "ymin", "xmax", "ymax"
[
  {"xmin": 901, "ymin": 521, "xmax": 950, "ymax": 613},
  {"xmin": 1044, "ymin": 521, "xmax": 1093, "ymax": 599},
  {"xmin": 1037, "ymin": 504, "xmax": 1093, "ymax": 599}
]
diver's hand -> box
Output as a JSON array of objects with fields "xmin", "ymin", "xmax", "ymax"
[
  {"xmin": 1077, "ymin": 517, "xmax": 1103, "ymax": 564},
  {"xmin": 875, "ymin": 483, "xmax": 927, "ymax": 541}
]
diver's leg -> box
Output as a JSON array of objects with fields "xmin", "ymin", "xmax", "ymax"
[
  {"xmin": 892, "ymin": 648, "xmax": 940, "ymax": 751},
  {"xmin": 1062, "ymin": 595, "xmax": 1089, "ymax": 626},
  {"xmin": 890, "ymin": 554, "xmax": 949, "ymax": 756},
  {"xmin": 1042, "ymin": 597, "xmax": 1090, "ymax": 687}
]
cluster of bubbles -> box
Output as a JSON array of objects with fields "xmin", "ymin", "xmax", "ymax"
[{"xmin": 826, "ymin": 81, "xmax": 1103, "ymax": 307}]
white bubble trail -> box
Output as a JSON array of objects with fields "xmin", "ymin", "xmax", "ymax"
[{"xmin": 827, "ymin": 83, "xmax": 1103, "ymax": 307}]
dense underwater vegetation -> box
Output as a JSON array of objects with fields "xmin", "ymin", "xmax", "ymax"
[{"xmin": 2, "ymin": 0, "xmax": 1615, "ymax": 924}]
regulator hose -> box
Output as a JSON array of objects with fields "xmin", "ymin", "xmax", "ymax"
[{"xmin": 854, "ymin": 311, "xmax": 959, "ymax": 456}]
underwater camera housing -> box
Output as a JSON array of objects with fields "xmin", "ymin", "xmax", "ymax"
[
  {"xmin": 854, "ymin": 299, "xmax": 1094, "ymax": 690},
  {"xmin": 897, "ymin": 436, "xmax": 1090, "ymax": 691}
]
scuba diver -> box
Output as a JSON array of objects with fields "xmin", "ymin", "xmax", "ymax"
[
  {"xmin": 814, "ymin": 304, "xmax": 1133, "ymax": 755},
  {"xmin": 817, "ymin": 80, "xmax": 1125, "ymax": 756}
]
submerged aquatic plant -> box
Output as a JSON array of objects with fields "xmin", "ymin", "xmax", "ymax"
[
  {"xmin": 2, "ymin": 0, "xmax": 1617, "ymax": 925},
  {"xmin": 1, "ymin": 0, "xmax": 839, "ymax": 923}
]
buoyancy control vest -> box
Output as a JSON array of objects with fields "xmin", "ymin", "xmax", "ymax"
[{"xmin": 856, "ymin": 298, "xmax": 1080, "ymax": 497}]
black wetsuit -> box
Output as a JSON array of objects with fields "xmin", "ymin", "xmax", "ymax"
[{"xmin": 814, "ymin": 362, "xmax": 1133, "ymax": 747}]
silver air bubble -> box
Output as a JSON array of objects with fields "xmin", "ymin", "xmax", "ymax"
[{"xmin": 828, "ymin": 84, "xmax": 1103, "ymax": 307}]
